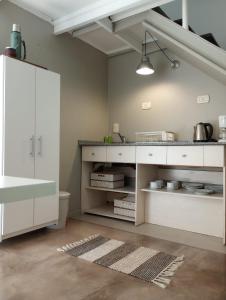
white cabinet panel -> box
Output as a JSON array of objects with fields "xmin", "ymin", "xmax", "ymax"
[
  {"xmin": 167, "ymin": 146, "xmax": 203, "ymax": 166},
  {"xmin": 107, "ymin": 146, "xmax": 136, "ymax": 163},
  {"xmin": 34, "ymin": 196, "xmax": 58, "ymax": 226},
  {"xmin": 145, "ymin": 192, "xmax": 223, "ymax": 237},
  {"xmin": 2, "ymin": 200, "xmax": 33, "ymax": 235},
  {"xmin": 4, "ymin": 57, "xmax": 35, "ymax": 178},
  {"xmin": 82, "ymin": 146, "xmax": 106, "ymax": 162},
  {"xmin": 204, "ymin": 146, "xmax": 224, "ymax": 167},
  {"xmin": 34, "ymin": 69, "xmax": 60, "ymax": 226},
  {"xmin": 2, "ymin": 57, "xmax": 35, "ymax": 236},
  {"xmin": 136, "ymin": 146, "xmax": 167, "ymax": 164}
]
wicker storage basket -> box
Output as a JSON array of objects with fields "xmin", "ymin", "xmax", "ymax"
[
  {"xmin": 114, "ymin": 207, "xmax": 135, "ymax": 218},
  {"xmin": 91, "ymin": 172, "xmax": 124, "ymax": 182},
  {"xmin": 114, "ymin": 199, "xmax": 135, "ymax": 210},
  {"xmin": 91, "ymin": 180, "xmax": 124, "ymax": 189}
]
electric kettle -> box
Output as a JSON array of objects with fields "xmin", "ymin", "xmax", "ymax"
[{"xmin": 193, "ymin": 122, "xmax": 213, "ymax": 142}]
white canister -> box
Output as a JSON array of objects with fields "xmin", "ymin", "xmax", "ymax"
[
  {"xmin": 150, "ymin": 181, "xmax": 159, "ymax": 189},
  {"xmin": 167, "ymin": 181, "xmax": 179, "ymax": 190}
]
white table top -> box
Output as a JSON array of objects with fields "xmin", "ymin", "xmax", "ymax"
[{"xmin": 0, "ymin": 176, "xmax": 56, "ymax": 204}]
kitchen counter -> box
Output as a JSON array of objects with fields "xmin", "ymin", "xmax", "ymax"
[
  {"xmin": 80, "ymin": 139, "xmax": 226, "ymax": 243},
  {"xmin": 79, "ymin": 140, "xmax": 226, "ymax": 146}
]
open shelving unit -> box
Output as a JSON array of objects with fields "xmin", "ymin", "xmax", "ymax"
[
  {"xmin": 84, "ymin": 204, "xmax": 135, "ymax": 222},
  {"xmin": 82, "ymin": 162, "xmax": 225, "ymax": 232},
  {"xmin": 86, "ymin": 185, "xmax": 135, "ymax": 194},
  {"xmin": 136, "ymin": 164, "xmax": 224, "ymax": 238},
  {"xmin": 141, "ymin": 187, "xmax": 223, "ymax": 200},
  {"xmin": 81, "ymin": 161, "xmax": 136, "ymax": 223}
]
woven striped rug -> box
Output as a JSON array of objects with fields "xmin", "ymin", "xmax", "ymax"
[{"xmin": 57, "ymin": 234, "xmax": 184, "ymax": 289}]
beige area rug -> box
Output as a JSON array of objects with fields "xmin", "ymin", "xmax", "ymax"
[{"xmin": 57, "ymin": 234, "xmax": 184, "ymax": 289}]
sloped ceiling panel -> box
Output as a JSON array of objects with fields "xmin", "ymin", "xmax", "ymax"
[{"xmin": 77, "ymin": 27, "xmax": 129, "ymax": 55}]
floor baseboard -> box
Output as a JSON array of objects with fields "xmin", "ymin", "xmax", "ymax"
[{"xmin": 73, "ymin": 213, "xmax": 226, "ymax": 254}]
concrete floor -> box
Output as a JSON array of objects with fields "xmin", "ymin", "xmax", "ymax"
[{"xmin": 0, "ymin": 219, "xmax": 226, "ymax": 300}]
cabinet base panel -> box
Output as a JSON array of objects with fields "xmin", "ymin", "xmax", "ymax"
[
  {"xmin": 84, "ymin": 205, "xmax": 135, "ymax": 222},
  {"xmin": 1, "ymin": 220, "xmax": 58, "ymax": 241},
  {"xmin": 75, "ymin": 214, "xmax": 226, "ymax": 254}
]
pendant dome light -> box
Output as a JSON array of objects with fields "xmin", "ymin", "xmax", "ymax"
[
  {"xmin": 136, "ymin": 31, "xmax": 180, "ymax": 76},
  {"xmin": 136, "ymin": 30, "xmax": 155, "ymax": 75},
  {"xmin": 136, "ymin": 56, "xmax": 155, "ymax": 75}
]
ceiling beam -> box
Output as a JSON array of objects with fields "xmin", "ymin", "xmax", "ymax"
[
  {"xmin": 72, "ymin": 24, "xmax": 100, "ymax": 37},
  {"xmin": 106, "ymin": 45, "xmax": 131, "ymax": 56},
  {"xmin": 142, "ymin": 21, "xmax": 226, "ymax": 84},
  {"xmin": 53, "ymin": 0, "xmax": 175, "ymax": 35},
  {"xmin": 96, "ymin": 18, "xmax": 113, "ymax": 33},
  {"xmin": 115, "ymin": 31, "xmax": 142, "ymax": 53},
  {"xmin": 114, "ymin": 11, "xmax": 148, "ymax": 33},
  {"xmin": 97, "ymin": 17, "xmax": 142, "ymax": 54}
]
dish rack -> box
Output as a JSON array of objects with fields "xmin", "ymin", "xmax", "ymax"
[{"xmin": 135, "ymin": 131, "xmax": 176, "ymax": 142}]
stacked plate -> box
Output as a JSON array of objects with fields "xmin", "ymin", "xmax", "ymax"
[
  {"xmin": 194, "ymin": 189, "xmax": 215, "ymax": 195},
  {"xmin": 204, "ymin": 184, "xmax": 223, "ymax": 194},
  {"xmin": 182, "ymin": 182, "xmax": 215, "ymax": 195},
  {"xmin": 182, "ymin": 182, "xmax": 204, "ymax": 189},
  {"xmin": 148, "ymin": 180, "xmax": 223, "ymax": 196}
]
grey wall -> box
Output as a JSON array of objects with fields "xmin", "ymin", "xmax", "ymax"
[
  {"xmin": 162, "ymin": 0, "xmax": 226, "ymax": 50},
  {"xmin": 0, "ymin": 0, "xmax": 108, "ymax": 216},
  {"xmin": 108, "ymin": 50, "xmax": 226, "ymax": 141}
]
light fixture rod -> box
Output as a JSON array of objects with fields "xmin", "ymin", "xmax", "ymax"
[
  {"xmin": 144, "ymin": 29, "xmax": 147, "ymax": 56},
  {"xmin": 145, "ymin": 31, "xmax": 173, "ymax": 64},
  {"xmin": 144, "ymin": 30, "xmax": 180, "ymax": 69},
  {"xmin": 146, "ymin": 47, "xmax": 167, "ymax": 56}
]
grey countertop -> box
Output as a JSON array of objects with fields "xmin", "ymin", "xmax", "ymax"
[{"xmin": 78, "ymin": 140, "xmax": 226, "ymax": 146}]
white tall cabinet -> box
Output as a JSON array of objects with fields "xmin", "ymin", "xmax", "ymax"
[{"xmin": 0, "ymin": 56, "xmax": 60, "ymax": 240}]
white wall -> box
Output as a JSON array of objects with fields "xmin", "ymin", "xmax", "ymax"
[
  {"xmin": 108, "ymin": 50, "xmax": 226, "ymax": 141},
  {"xmin": 0, "ymin": 0, "xmax": 108, "ymax": 216}
]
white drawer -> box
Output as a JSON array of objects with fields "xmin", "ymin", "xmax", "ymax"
[
  {"xmin": 204, "ymin": 146, "xmax": 224, "ymax": 167},
  {"xmin": 167, "ymin": 146, "xmax": 203, "ymax": 166},
  {"xmin": 136, "ymin": 146, "xmax": 167, "ymax": 164},
  {"xmin": 82, "ymin": 146, "xmax": 106, "ymax": 162},
  {"xmin": 106, "ymin": 146, "xmax": 136, "ymax": 163}
]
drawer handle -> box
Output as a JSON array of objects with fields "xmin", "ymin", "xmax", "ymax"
[
  {"xmin": 182, "ymin": 154, "xmax": 187, "ymax": 158},
  {"xmin": 118, "ymin": 153, "xmax": 122, "ymax": 156},
  {"xmin": 91, "ymin": 152, "xmax": 95, "ymax": 156},
  {"xmin": 148, "ymin": 153, "xmax": 153, "ymax": 157}
]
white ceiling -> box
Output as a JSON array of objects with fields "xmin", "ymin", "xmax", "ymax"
[
  {"xmin": 9, "ymin": 0, "xmax": 97, "ymax": 20},
  {"xmin": 9, "ymin": 0, "xmax": 175, "ymax": 55},
  {"xmin": 76, "ymin": 26, "xmax": 130, "ymax": 56},
  {"xmin": 8, "ymin": 0, "xmax": 226, "ymax": 83}
]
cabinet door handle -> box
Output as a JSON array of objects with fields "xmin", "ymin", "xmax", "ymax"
[
  {"xmin": 118, "ymin": 153, "xmax": 122, "ymax": 156},
  {"xmin": 29, "ymin": 136, "xmax": 35, "ymax": 157},
  {"xmin": 91, "ymin": 152, "xmax": 95, "ymax": 156},
  {"xmin": 38, "ymin": 136, "xmax": 42, "ymax": 156},
  {"xmin": 182, "ymin": 154, "xmax": 187, "ymax": 158},
  {"xmin": 148, "ymin": 153, "xmax": 153, "ymax": 157}
]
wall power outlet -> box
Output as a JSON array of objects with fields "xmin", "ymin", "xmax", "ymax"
[
  {"xmin": 197, "ymin": 94, "xmax": 210, "ymax": 104},
  {"xmin": 141, "ymin": 102, "xmax": 152, "ymax": 110}
]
